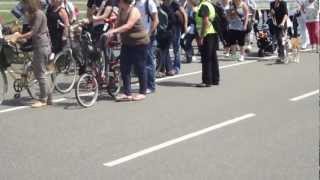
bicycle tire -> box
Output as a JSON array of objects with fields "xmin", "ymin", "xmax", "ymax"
[
  {"xmin": 26, "ymin": 70, "xmax": 41, "ymax": 100},
  {"xmin": 75, "ymin": 73, "xmax": 99, "ymax": 108},
  {"xmin": 0, "ymin": 67, "xmax": 8, "ymax": 104},
  {"xmin": 27, "ymin": 66, "xmax": 55, "ymax": 100},
  {"xmin": 52, "ymin": 50, "xmax": 77, "ymax": 94}
]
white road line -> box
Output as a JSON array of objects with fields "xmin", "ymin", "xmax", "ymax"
[
  {"xmin": 289, "ymin": 90, "xmax": 319, "ymax": 102},
  {"xmin": 0, "ymin": 1, "xmax": 87, "ymax": 5},
  {"xmin": 0, "ymin": 10, "xmax": 86, "ymax": 14},
  {"xmin": 0, "ymin": 61, "xmax": 256, "ymax": 114},
  {"xmin": 156, "ymin": 60, "xmax": 257, "ymax": 82},
  {"xmin": 0, "ymin": 98, "xmax": 66, "ymax": 114},
  {"xmin": 103, "ymin": 113, "xmax": 256, "ymax": 167}
]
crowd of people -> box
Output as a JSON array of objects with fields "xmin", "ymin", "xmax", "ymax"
[{"xmin": 0, "ymin": 0, "xmax": 319, "ymax": 107}]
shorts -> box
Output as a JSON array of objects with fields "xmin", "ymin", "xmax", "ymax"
[
  {"xmin": 220, "ymin": 30, "xmax": 230, "ymax": 47},
  {"xmin": 228, "ymin": 30, "xmax": 246, "ymax": 46}
]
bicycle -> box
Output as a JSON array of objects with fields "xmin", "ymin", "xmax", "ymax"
[
  {"xmin": 0, "ymin": 36, "xmax": 52, "ymax": 103},
  {"xmin": 51, "ymin": 20, "xmax": 86, "ymax": 94},
  {"xmin": 75, "ymin": 32, "xmax": 121, "ymax": 108}
]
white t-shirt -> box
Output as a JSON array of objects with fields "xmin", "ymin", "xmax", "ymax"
[{"xmin": 135, "ymin": 0, "xmax": 158, "ymax": 33}]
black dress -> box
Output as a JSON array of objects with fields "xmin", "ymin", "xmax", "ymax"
[{"xmin": 46, "ymin": 5, "xmax": 65, "ymax": 54}]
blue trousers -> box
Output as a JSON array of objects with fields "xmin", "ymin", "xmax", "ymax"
[{"xmin": 120, "ymin": 45, "xmax": 147, "ymax": 95}]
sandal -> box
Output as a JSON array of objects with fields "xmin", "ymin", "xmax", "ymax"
[
  {"xmin": 115, "ymin": 94, "xmax": 133, "ymax": 102},
  {"xmin": 31, "ymin": 101, "xmax": 47, "ymax": 108},
  {"xmin": 132, "ymin": 94, "xmax": 146, "ymax": 101}
]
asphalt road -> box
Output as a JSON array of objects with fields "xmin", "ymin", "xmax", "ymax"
[{"xmin": 0, "ymin": 52, "xmax": 318, "ymax": 180}]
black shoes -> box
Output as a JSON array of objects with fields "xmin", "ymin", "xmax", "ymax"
[
  {"xmin": 196, "ymin": 82, "xmax": 219, "ymax": 87},
  {"xmin": 196, "ymin": 83, "xmax": 211, "ymax": 88}
]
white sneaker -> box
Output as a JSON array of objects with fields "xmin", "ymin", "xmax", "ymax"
[
  {"xmin": 146, "ymin": 89, "xmax": 155, "ymax": 94},
  {"xmin": 225, "ymin": 52, "xmax": 230, "ymax": 57},
  {"xmin": 231, "ymin": 54, "xmax": 238, "ymax": 61},
  {"xmin": 238, "ymin": 55, "xmax": 245, "ymax": 62},
  {"xmin": 247, "ymin": 45, "xmax": 252, "ymax": 50}
]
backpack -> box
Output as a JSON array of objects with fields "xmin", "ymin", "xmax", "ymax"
[
  {"xmin": 157, "ymin": 6, "xmax": 169, "ymax": 33},
  {"xmin": 156, "ymin": 6, "xmax": 172, "ymax": 49},
  {"xmin": 211, "ymin": 2, "xmax": 227, "ymax": 36}
]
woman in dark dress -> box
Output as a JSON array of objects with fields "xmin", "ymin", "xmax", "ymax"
[{"xmin": 46, "ymin": 0, "xmax": 70, "ymax": 54}]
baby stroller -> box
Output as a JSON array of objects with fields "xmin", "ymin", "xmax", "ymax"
[{"xmin": 254, "ymin": 18, "xmax": 277, "ymax": 57}]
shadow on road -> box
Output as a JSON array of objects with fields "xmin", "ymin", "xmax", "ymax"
[
  {"xmin": 1, "ymin": 97, "xmax": 33, "ymax": 107},
  {"xmin": 157, "ymin": 81, "xmax": 196, "ymax": 88}
]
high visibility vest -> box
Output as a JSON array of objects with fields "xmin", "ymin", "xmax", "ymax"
[{"xmin": 195, "ymin": 1, "xmax": 216, "ymax": 37}]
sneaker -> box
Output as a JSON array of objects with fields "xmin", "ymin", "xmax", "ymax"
[
  {"xmin": 146, "ymin": 89, "xmax": 155, "ymax": 94},
  {"xmin": 166, "ymin": 70, "xmax": 176, "ymax": 76},
  {"xmin": 238, "ymin": 55, "xmax": 245, "ymax": 62},
  {"xmin": 225, "ymin": 52, "xmax": 230, "ymax": 57},
  {"xmin": 156, "ymin": 72, "xmax": 166, "ymax": 78},
  {"xmin": 31, "ymin": 101, "xmax": 47, "ymax": 108},
  {"xmin": 231, "ymin": 54, "xmax": 238, "ymax": 61},
  {"xmin": 196, "ymin": 83, "xmax": 211, "ymax": 88}
]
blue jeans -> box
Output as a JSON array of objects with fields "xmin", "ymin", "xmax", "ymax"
[
  {"xmin": 182, "ymin": 33, "xmax": 195, "ymax": 63},
  {"xmin": 159, "ymin": 46, "xmax": 172, "ymax": 73},
  {"xmin": 120, "ymin": 45, "xmax": 147, "ymax": 95},
  {"xmin": 171, "ymin": 27, "xmax": 181, "ymax": 73},
  {"xmin": 146, "ymin": 37, "xmax": 156, "ymax": 91}
]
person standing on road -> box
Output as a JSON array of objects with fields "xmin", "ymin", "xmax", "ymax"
[
  {"xmin": 216, "ymin": 0, "xmax": 231, "ymax": 57},
  {"xmin": 195, "ymin": 0, "xmax": 220, "ymax": 87},
  {"xmin": 46, "ymin": 0, "xmax": 70, "ymax": 54},
  {"xmin": 106, "ymin": 0, "xmax": 150, "ymax": 101},
  {"xmin": 16, "ymin": 0, "xmax": 53, "ymax": 108},
  {"xmin": 301, "ymin": 0, "xmax": 320, "ymax": 51},
  {"xmin": 181, "ymin": 0, "xmax": 197, "ymax": 63},
  {"xmin": 135, "ymin": 0, "xmax": 159, "ymax": 94},
  {"xmin": 226, "ymin": 0, "xmax": 249, "ymax": 62},
  {"xmin": 162, "ymin": 0, "xmax": 187, "ymax": 74},
  {"xmin": 87, "ymin": 0, "xmax": 117, "ymax": 41},
  {"xmin": 296, "ymin": 1, "xmax": 310, "ymax": 49},
  {"xmin": 270, "ymin": 0, "xmax": 288, "ymax": 63}
]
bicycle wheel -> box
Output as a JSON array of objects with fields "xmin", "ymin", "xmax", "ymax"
[
  {"xmin": 75, "ymin": 73, "xmax": 99, "ymax": 108},
  {"xmin": 52, "ymin": 50, "xmax": 77, "ymax": 94},
  {"xmin": 107, "ymin": 66, "xmax": 121, "ymax": 97},
  {"xmin": 0, "ymin": 67, "xmax": 8, "ymax": 104},
  {"xmin": 27, "ymin": 68, "xmax": 55, "ymax": 100},
  {"xmin": 26, "ymin": 70, "xmax": 41, "ymax": 100},
  {"xmin": 26, "ymin": 61, "xmax": 54, "ymax": 100}
]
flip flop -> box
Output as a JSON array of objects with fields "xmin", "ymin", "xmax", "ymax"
[
  {"xmin": 132, "ymin": 94, "xmax": 146, "ymax": 101},
  {"xmin": 115, "ymin": 94, "xmax": 133, "ymax": 102}
]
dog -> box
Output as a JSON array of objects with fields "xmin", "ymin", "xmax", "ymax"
[{"xmin": 290, "ymin": 37, "xmax": 300, "ymax": 63}]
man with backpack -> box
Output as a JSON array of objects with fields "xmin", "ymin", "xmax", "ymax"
[
  {"xmin": 195, "ymin": 0, "xmax": 220, "ymax": 87},
  {"xmin": 135, "ymin": 0, "xmax": 159, "ymax": 94},
  {"xmin": 162, "ymin": 0, "xmax": 187, "ymax": 75}
]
